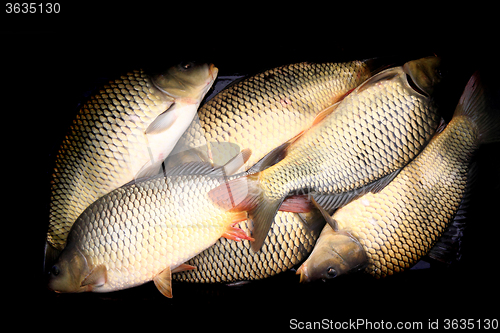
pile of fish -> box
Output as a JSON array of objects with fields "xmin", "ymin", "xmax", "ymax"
[{"xmin": 46, "ymin": 56, "xmax": 500, "ymax": 297}]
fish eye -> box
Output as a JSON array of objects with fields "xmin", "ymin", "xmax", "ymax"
[
  {"xmin": 179, "ymin": 62, "xmax": 193, "ymax": 70},
  {"xmin": 51, "ymin": 265, "xmax": 60, "ymax": 276},
  {"xmin": 326, "ymin": 267, "xmax": 337, "ymax": 278}
]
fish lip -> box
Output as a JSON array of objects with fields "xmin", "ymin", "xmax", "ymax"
[
  {"xmin": 208, "ymin": 63, "xmax": 218, "ymax": 82},
  {"xmin": 297, "ymin": 264, "xmax": 310, "ymax": 283}
]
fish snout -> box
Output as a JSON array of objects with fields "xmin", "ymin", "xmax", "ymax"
[{"xmin": 208, "ymin": 64, "xmax": 219, "ymax": 82}]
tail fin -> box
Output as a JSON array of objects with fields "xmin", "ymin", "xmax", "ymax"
[
  {"xmin": 453, "ymin": 71, "xmax": 500, "ymax": 144},
  {"xmin": 208, "ymin": 173, "xmax": 283, "ymax": 252}
]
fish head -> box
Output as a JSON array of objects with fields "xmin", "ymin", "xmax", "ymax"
[
  {"xmin": 47, "ymin": 243, "xmax": 92, "ymax": 293},
  {"xmin": 152, "ymin": 62, "xmax": 218, "ymax": 101},
  {"xmin": 297, "ymin": 231, "xmax": 366, "ymax": 283},
  {"xmin": 403, "ymin": 56, "xmax": 443, "ymax": 97}
]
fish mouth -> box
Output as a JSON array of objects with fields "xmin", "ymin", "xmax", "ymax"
[
  {"xmin": 208, "ymin": 64, "xmax": 219, "ymax": 84},
  {"xmin": 296, "ymin": 264, "xmax": 310, "ymax": 283}
]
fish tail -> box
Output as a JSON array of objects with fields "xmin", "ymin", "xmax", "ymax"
[
  {"xmin": 454, "ymin": 71, "xmax": 500, "ymax": 144},
  {"xmin": 209, "ymin": 173, "xmax": 283, "ymax": 252}
]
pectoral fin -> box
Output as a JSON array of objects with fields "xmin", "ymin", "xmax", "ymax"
[
  {"xmin": 153, "ymin": 266, "xmax": 173, "ymax": 298},
  {"xmin": 222, "ymin": 212, "xmax": 254, "ymax": 242},
  {"xmin": 310, "ymin": 196, "xmax": 339, "ymax": 231},
  {"xmin": 311, "ymin": 102, "xmax": 340, "ymax": 126},
  {"xmin": 81, "ymin": 264, "xmax": 107, "ymax": 288},
  {"xmin": 145, "ymin": 103, "xmax": 177, "ymax": 135},
  {"xmin": 172, "ymin": 264, "xmax": 196, "ymax": 273}
]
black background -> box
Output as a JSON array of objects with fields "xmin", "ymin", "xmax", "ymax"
[{"xmin": 3, "ymin": 4, "xmax": 499, "ymax": 329}]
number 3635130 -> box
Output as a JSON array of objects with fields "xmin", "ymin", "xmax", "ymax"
[{"xmin": 6, "ymin": 3, "xmax": 60, "ymax": 14}]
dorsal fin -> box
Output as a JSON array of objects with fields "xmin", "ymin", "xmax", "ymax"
[
  {"xmin": 246, "ymin": 131, "xmax": 303, "ymax": 174},
  {"xmin": 311, "ymin": 103, "xmax": 340, "ymax": 126},
  {"xmin": 311, "ymin": 169, "xmax": 401, "ymax": 212}
]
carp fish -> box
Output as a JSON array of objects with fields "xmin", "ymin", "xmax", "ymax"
[
  {"xmin": 209, "ymin": 56, "xmax": 444, "ymax": 251},
  {"xmin": 47, "ymin": 151, "xmax": 254, "ymax": 297},
  {"xmin": 297, "ymin": 72, "xmax": 500, "ymax": 282},
  {"xmin": 46, "ymin": 62, "xmax": 218, "ymax": 267},
  {"xmin": 168, "ymin": 60, "xmax": 376, "ymax": 170},
  {"xmin": 167, "ymin": 60, "xmax": 377, "ymax": 281}
]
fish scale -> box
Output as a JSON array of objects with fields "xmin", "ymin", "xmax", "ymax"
[
  {"xmin": 173, "ymin": 211, "xmax": 322, "ymax": 283},
  {"xmin": 267, "ymin": 67, "xmax": 438, "ymax": 198},
  {"xmin": 333, "ymin": 119, "xmax": 473, "ymax": 277},
  {"xmin": 175, "ymin": 61, "xmax": 372, "ymax": 168},
  {"xmin": 47, "ymin": 63, "xmax": 217, "ymax": 257},
  {"xmin": 49, "ymin": 70, "xmax": 171, "ymax": 250},
  {"xmin": 58, "ymin": 169, "xmax": 249, "ymax": 293},
  {"xmin": 166, "ymin": 61, "xmax": 374, "ymax": 283},
  {"xmin": 297, "ymin": 72, "xmax": 499, "ymax": 282},
  {"xmin": 207, "ymin": 58, "xmax": 444, "ymax": 253}
]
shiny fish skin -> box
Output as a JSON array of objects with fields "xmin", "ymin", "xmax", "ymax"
[
  {"xmin": 298, "ymin": 72, "xmax": 499, "ymax": 281},
  {"xmin": 174, "ymin": 61, "xmax": 373, "ymax": 168},
  {"xmin": 260, "ymin": 66, "xmax": 440, "ymax": 201},
  {"xmin": 47, "ymin": 64, "xmax": 216, "ymax": 253},
  {"xmin": 49, "ymin": 169, "xmax": 249, "ymax": 294},
  {"xmin": 48, "ymin": 70, "xmax": 169, "ymax": 250},
  {"xmin": 169, "ymin": 61, "xmax": 373, "ymax": 281},
  {"xmin": 331, "ymin": 117, "xmax": 477, "ymax": 277},
  {"xmin": 210, "ymin": 58, "xmax": 443, "ymax": 252},
  {"xmin": 173, "ymin": 211, "xmax": 321, "ymax": 283}
]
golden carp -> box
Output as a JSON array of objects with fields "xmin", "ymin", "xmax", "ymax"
[
  {"xmin": 46, "ymin": 62, "xmax": 218, "ymax": 264},
  {"xmin": 167, "ymin": 60, "xmax": 377, "ymax": 282},
  {"xmin": 210, "ymin": 57, "xmax": 444, "ymax": 252},
  {"xmin": 47, "ymin": 151, "xmax": 254, "ymax": 297},
  {"xmin": 297, "ymin": 72, "xmax": 500, "ymax": 282},
  {"xmin": 169, "ymin": 60, "xmax": 375, "ymax": 169}
]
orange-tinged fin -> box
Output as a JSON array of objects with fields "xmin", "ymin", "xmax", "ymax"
[
  {"xmin": 81, "ymin": 264, "xmax": 107, "ymax": 288},
  {"xmin": 172, "ymin": 264, "xmax": 196, "ymax": 273},
  {"xmin": 339, "ymin": 88, "xmax": 355, "ymax": 100},
  {"xmin": 223, "ymin": 222, "xmax": 255, "ymax": 242},
  {"xmin": 453, "ymin": 71, "xmax": 500, "ymax": 144},
  {"xmin": 296, "ymin": 262, "xmax": 309, "ymax": 283},
  {"xmin": 209, "ymin": 172, "xmax": 282, "ymax": 252},
  {"xmin": 279, "ymin": 195, "xmax": 313, "ymax": 213},
  {"xmin": 209, "ymin": 173, "xmax": 261, "ymax": 212},
  {"xmin": 154, "ymin": 266, "xmax": 173, "ymax": 298},
  {"xmin": 311, "ymin": 102, "xmax": 340, "ymax": 126}
]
